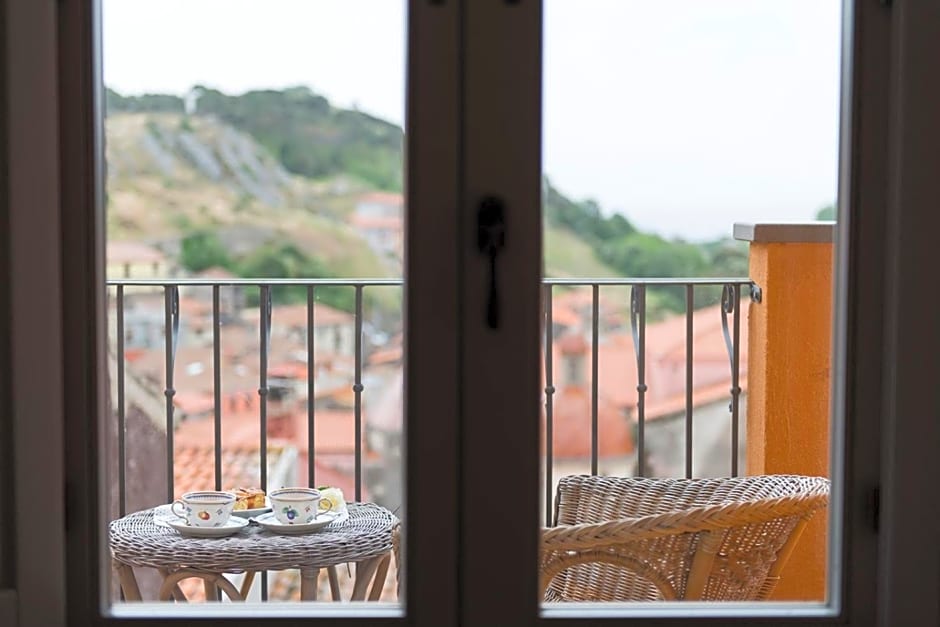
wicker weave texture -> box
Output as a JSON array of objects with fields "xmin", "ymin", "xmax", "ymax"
[
  {"xmin": 540, "ymin": 474, "xmax": 829, "ymax": 602},
  {"xmin": 110, "ymin": 502, "xmax": 398, "ymax": 573}
]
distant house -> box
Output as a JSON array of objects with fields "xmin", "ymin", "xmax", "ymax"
[
  {"xmin": 350, "ymin": 192, "xmax": 403, "ymax": 260},
  {"xmin": 107, "ymin": 240, "xmax": 173, "ymax": 280},
  {"xmin": 187, "ymin": 266, "xmax": 245, "ymax": 323},
  {"xmin": 545, "ymin": 332, "xmax": 636, "ymax": 494}
]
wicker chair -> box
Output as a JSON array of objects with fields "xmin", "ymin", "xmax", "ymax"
[{"xmin": 540, "ymin": 474, "xmax": 829, "ymax": 602}]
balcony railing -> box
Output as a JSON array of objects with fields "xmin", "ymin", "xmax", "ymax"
[
  {"xmin": 107, "ymin": 277, "xmax": 752, "ymax": 527},
  {"xmin": 540, "ymin": 278, "xmax": 752, "ymax": 525}
]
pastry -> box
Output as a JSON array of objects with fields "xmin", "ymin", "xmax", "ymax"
[{"xmin": 233, "ymin": 487, "xmax": 265, "ymax": 510}]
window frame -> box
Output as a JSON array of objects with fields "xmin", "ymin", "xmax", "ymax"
[
  {"xmin": 55, "ymin": 0, "xmax": 462, "ymax": 626},
  {"xmin": 455, "ymin": 0, "xmax": 899, "ymax": 625},
  {"xmin": 5, "ymin": 0, "xmax": 939, "ymax": 626}
]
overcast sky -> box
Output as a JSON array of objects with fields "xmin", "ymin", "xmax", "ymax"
[{"xmin": 103, "ymin": 0, "xmax": 842, "ymax": 242}]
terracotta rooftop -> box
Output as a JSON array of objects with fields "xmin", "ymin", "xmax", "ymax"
[
  {"xmin": 172, "ymin": 444, "xmax": 292, "ymax": 498},
  {"xmin": 351, "ymin": 214, "xmax": 403, "ymax": 230},
  {"xmin": 357, "ymin": 191, "xmax": 404, "ymax": 207},
  {"xmin": 242, "ymin": 302, "xmax": 354, "ymax": 329}
]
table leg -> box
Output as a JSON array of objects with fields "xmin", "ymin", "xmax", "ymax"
[
  {"xmin": 327, "ymin": 566, "xmax": 341, "ymax": 601},
  {"xmin": 239, "ymin": 571, "xmax": 256, "ymax": 599},
  {"xmin": 369, "ymin": 552, "xmax": 392, "ymax": 601},
  {"xmin": 300, "ymin": 569, "xmax": 319, "ymax": 601},
  {"xmin": 113, "ymin": 560, "xmax": 142, "ymax": 601},
  {"xmin": 350, "ymin": 557, "xmax": 381, "ymax": 601}
]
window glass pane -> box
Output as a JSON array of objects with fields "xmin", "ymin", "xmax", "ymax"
[
  {"xmin": 102, "ymin": 0, "xmax": 405, "ymax": 612},
  {"xmin": 540, "ymin": 0, "xmax": 841, "ymax": 610}
]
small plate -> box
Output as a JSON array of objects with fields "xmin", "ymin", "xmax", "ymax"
[
  {"xmin": 232, "ymin": 498, "xmax": 273, "ymax": 519},
  {"xmin": 165, "ymin": 516, "xmax": 249, "ymax": 538},
  {"xmin": 254, "ymin": 510, "xmax": 347, "ymax": 535}
]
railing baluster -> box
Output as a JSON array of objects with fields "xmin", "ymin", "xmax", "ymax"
[
  {"xmin": 630, "ymin": 285, "xmax": 647, "ymax": 477},
  {"xmin": 116, "ymin": 286, "xmax": 126, "ymax": 516},
  {"xmin": 591, "ymin": 285, "xmax": 599, "ymax": 476},
  {"xmin": 307, "ymin": 286, "xmax": 316, "ymax": 487},
  {"xmin": 259, "ymin": 285, "xmax": 271, "ymax": 491},
  {"xmin": 354, "ymin": 286, "xmax": 364, "ymax": 503},
  {"xmin": 213, "ymin": 286, "xmax": 222, "ymax": 492},
  {"xmin": 685, "ymin": 284, "xmax": 694, "ymax": 479},
  {"xmin": 544, "ymin": 284, "xmax": 555, "ymax": 526},
  {"xmin": 163, "ymin": 286, "xmax": 180, "ymax": 503},
  {"xmin": 258, "ymin": 284, "xmax": 271, "ymax": 602}
]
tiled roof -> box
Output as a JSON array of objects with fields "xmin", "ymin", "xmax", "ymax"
[
  {"xmin": 357, "ymin": 191, "xmax": 403, "ymax": 207},
  {"xmin": 545, "ymin": 304, "xmax": 750, "ymax": 459},
  {"xmin": 172, "ymin": 443, "xmax": 292, "ymax": 498},
  {"xmin": 242, "ymin": 302, "xmax": 354, "ymax": 329},
  {"xmin": 351, "ymin": 214, "xmax": 403, "ymax": 230}
]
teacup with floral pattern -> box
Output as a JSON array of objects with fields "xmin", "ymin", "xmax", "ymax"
[
  {"xmin": 269, "ymin": 487, "xmax": 333, "ymax": 525},
  {"xmin": 170, "ymin": 491, "xmax": 236, "ymax": 527}
]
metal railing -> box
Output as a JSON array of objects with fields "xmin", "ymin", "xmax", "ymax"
[
  {"xmin": 108, "ymin": 276, "xmax": 752, "ymax": 532},
  {"xmin": 541, "ymin": 278, "xmax": 752, "ymax": 525}
]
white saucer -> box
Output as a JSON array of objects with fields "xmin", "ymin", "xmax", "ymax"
[
  {"xmin": 165, "ymin": 516, "xmax": 249, "ymax": 538},
  {"xmin": 232, "ymin": 498, "xmax": 273, "ymax": 519},
  {"xmin": 254, "ymin": 510, "xmax": 347, "ymax": 535}
]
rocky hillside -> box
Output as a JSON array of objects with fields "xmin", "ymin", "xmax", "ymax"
[{"xmin": 106, "ymin": 110, "xmax": 394, "ymax": 279}]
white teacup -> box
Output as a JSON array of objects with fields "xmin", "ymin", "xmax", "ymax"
[
  {"xmin": 171, "ymin": 491, "xmax": 236, "ymax": 527},
  {"xmin": 269, "ymin": 487, "xmax": 333, "ymax": 525}
]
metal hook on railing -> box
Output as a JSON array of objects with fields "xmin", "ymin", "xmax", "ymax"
[
  {"xmin": 720, "ymin": 284, "xmax": 735, "ymax": 378},
  {"xmin": 720, "ymin": 284, "xmax": 743, "ymax": 415},
  {"xmin": 169, "ymin": 285, "xmax": 181, "ymax": 368}
]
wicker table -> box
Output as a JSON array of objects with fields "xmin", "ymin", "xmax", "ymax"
[{"xmin": 110, "ymin": 502, "xmax": 399, "ymax": 602}]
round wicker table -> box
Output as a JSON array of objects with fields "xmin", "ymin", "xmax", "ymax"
[{"xmin": 109, "ymin": 502, "xmax": 399, "ymax": 602}]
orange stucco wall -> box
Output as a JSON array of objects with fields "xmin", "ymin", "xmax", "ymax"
[{"xmin": 746, "ymin": 241, "xmax": 832, "ymax": 601}]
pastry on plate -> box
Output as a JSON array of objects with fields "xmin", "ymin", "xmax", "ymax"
[{"xmin": 233, "ymin": 487, "xmax": 266, "ymax": 510}]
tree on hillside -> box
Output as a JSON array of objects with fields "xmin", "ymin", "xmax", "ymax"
[
  {"xmin": 815, "ymin": 204, "xmax": 836, "ymax": 220},
  {"xmin": 179, "ymin": 231, "xmax": 231, "ymax": 272},
  {"xmin": 105, "ymin": 88, "xmax": 184, "ymax": 114},
  {"xmin": 236, "ymin": 242, "xmax": 355, "ymax": 311}
]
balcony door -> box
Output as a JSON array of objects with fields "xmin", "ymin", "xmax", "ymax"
[{"xmin": 4, "ymin": 1, "xmax": 940, "ymax": 627}]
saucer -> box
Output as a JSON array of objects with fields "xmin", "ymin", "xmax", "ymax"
[
  {"xmin": 232, "ymin": 498, "xmax": 273, "ymax": 519},
  {"xmin": 253, "ymin": 510, "xmax": 347, "ymax": 535},
  {"xmin": 165, "ymin": 516, "xmax": 249, "ymax": 538}
]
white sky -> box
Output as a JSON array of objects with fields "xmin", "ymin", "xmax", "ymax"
[{"xmin": 103, "ymin": 0, "xmax": 842, "ymax": 242}]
